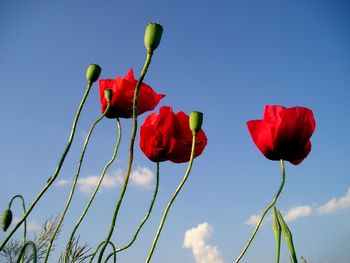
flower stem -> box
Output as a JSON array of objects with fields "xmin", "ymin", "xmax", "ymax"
[
  {"xmin": 104, "ymin": 162, "xmax": 160, "ymax": 262},
  {"xmin": 89, "ymin": 241, "xmax": 116, "ymax": 263},
  {"xmin": 234, "ymin": 159, "xmax": 286, "ymax": 263},
  {"xmin": 44, "ymin": 104, "xmax": 110, "ymax": 263},
  {"xmin": 0, "ymin": 81, "xmax": 93, "ymax": 252},
  {"xmin": 9, "ymin": 195, "xmax": 27, "ymax": 263},
  {"xmin": 97, "ymin": 52, "xmax": 153, "ymax": 263},
  {"xmin": 65, "ymin": 117, "xmax": 121, "ymax": 262},
  {"xmin": 16, "ymin": 241, "xmax": 37, "ymax": 263},
  {"xmin": 145, "ymin": 133, "xmax": 197, "ymax": 263}
]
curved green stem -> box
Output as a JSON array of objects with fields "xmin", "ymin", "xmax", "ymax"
[
  {"xmin": 97, "ymin": 52, "xmax": 153, "ymax": 263},
  {"xmin": 145, "ymin": 133, "xmax": 197, "ymax": 263},
  {"xmin": 89, "ymin": 241, "xmax": 116, "ymax": 263},
  {"xmin": 234, "ymin": 159, "xmax": 286, "ymax": 263},
  {"xmin": 44, "ymin": 104, "xmax": 110, "ymax": 263},
  {"xmin": 8, "ymin": 195, "xmax": 27, "ymax": 245},
  {"xmin": 104, "ymin": 162, "xmax": 160, "ymax": 262},
  {"xmin": 65, "ymin": 118, "xmax": 121, "ymax": 262},
  {"xmin": 0, "ymin": 81, "xmax": 93, "ymax": 252},
  {"xmin": 9, "ymin": 195, "xmax": 27, "ymax": 263},
  {"xmin": 16, "ymin": 241, "xmax": 37, "ymax": 263}
]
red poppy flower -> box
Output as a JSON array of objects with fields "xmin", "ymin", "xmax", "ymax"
[
  {"xmin": 140, "ymin": 106, "xmax": 207, "ymax": 163},
  {"xmin": 99, "ymin": 69, "xmax": 165, "ymax": 118},
  {"xmin": 247, "ymin": 105, "xmax": 316, "ymax": 165}
]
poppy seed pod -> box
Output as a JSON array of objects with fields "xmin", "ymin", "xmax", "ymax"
[
  {"xmin": 144, "ymin": 22, "xmax": 163, "ymax": 53},
  {"xmin": 1, "ymin": 209, "xmax": 13, "ymax": 232},
  {"xmin": 189, "ymin": 111, "xmax": 203, "ymax": 133},
  {"xmin": 104, "ymin": 89, "xmax": 113, "ymax": 103},
  {"xmin": 86, "ymin": 64, "xmax": 102, "ymax": 83}
]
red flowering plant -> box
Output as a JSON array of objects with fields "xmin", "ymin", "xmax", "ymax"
[
  {"xmin": 0, "ymin": 22, "xmax": 209, "ymax": 263},
  {"xmin": 235, "ymin": 105, "xmax": 316, "ymax": 263},
  {"xmin": 99, "ymin": 69, "xmax": 165, "ymax": 119},
  {"xmin": 0, "ymin": 20, "xmax": 318, "ymax": 263},
  {"xmin": 139, "ymin": 107, "xmax": 207, "ymax": 262},
  {"xmin": 140, "ymin": 106, "xmax": 207, "ymax": 163}
]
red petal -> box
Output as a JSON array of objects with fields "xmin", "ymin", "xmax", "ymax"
[
  {"xmin": 169, "ymin": 111, "xmax": 207, "ymax": 163},
  {"xmin": 140, "ymin": 106, "xmax": 176, "ymax": 162},
  {"xmin": 247, "ymin": 105, "xmax": 316, "ymax": 165},
  {"xmin": 99, "ymin": 69, "xmax": 164, "ymax": 118},
  {"xmin": 124, "ymin": 68, "xmax": 136, "ymax": 82}
]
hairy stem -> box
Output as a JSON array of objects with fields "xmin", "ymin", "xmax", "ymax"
[
  {"xmin": 0, "ymin": 81, "xmax": 93, "ymax": 252},
  {"xmin": 145, "ymin": 133, "xmax": 197, "ymax": 263},
  {"xmin": 234, "ymin": 159, "xmax": 286, "ymax": 263},
  {"xmin": 97, "ymin": 52, "xmax": 153, "ymax": 262},
  {"xmin": 104, "ymin": 162, "xmax": 160, "ymax": 262},
  {"xmin": 65, "ymin": 118, "xmax": 121, "ymax": 262},
  {"xmin": 16, "ymin": 241, "xmax": 37, "ymax": 263},
  {"xmin": 44, "ymin": 104, "xmax": 110, "ymax": 262}
]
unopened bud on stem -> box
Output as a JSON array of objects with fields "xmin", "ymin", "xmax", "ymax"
[
  {"xmin": 1, "ymin": 209, "xmax": 12, "ymax": 232},
  {"xmin": 104, "ymin": 89, "xmax": 113, "ymax": 102},
  {"xmin": 86, "ymin": 64, "xmax": 102, "ymax": 83},
  {"xmin": 190, "ymin": 111, "xmax": 203, "ymax": 133},
  {"xmin": 144, "ymin": 22, "xmax": 163, "ymax": 54}
]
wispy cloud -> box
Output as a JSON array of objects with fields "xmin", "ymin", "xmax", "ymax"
[
  {"xmin": 80, "ymin": 130, "xmax": 88, "ymax": 141},
  {"xmin": 13, "ymin": 218, "xmax": 41, "ymax": 232},
  {"xmin": 130, "ymin": 166, "xmax": 154, "ymax": 189},
  {"xmin": 55, "ymin": 179, "xmax": 71, "ymax": 187},
  {"xmin": 77, "ymin": 171, "xmax": 124, "ymax": 193},
  {"xmin": 55, "ymin": 166, "xmax": 155, "ymax": 193},
  {"xmin": 284, "ymin": 205, "xmax": 313, "ymax": 221},
  {"xmin": 317, "ymin": 187, "xmax": 350, "ymax": 214},
  {"xmin": 245, "ymin": 187, "xmax": 350, "ymax": 226},
  {"xmin": 245, "ymin": 214, "xmax": 263, "ymax": 226},
  {"xmin": 183, "ymin": 222, "xmax": 224, "ymax": 263}
]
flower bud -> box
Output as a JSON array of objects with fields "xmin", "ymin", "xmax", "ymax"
[
  {"xmin": 190, "ymin": 111, "xmax": 203, "ymax": 133},
  {"xmin": 86, "ymin": 64, "xmax": 102, "ymax": 83},
  {"xmin": 277, "ymin": 210, "xmax": 298, "ymax": 262},
  {"xmin": 272, "ymin": 207, "xmax": 281, "ymax": 262},
  {"xmin": 104, "ymin": 89, "xmax": 113, "ymax": 102},
  {"xmin": 1, "ymin": 209, "xmax": 13, "ymax": 232},
  {"xmin": 144, "ymin": 22, "xmax": 163, "ymax": 53},
  {"xmin": 272, "ymin": 207, "xmax": 281, "ymax": 236}
]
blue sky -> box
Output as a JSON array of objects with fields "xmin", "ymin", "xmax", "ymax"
[{"xmin": 1, "ymin": 0, "xmax": 350, "ymax": 262}]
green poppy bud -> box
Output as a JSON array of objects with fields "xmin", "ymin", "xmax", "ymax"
[
  {"xmin": 272, "ymin": 207, "xmax": 281, "ymax": 263},
  {"xmin": 144, "ymin": 22, "xmax": 163, "ymax": 53},
  {"xmin": 189, "ymin": 111, "xmax": 203, "ymax": 133},
  {"xmin": 1, "ymin": 209, "xmax": 13, "ymax": 232},
  {"xmin": 86, "ymin": 64, "xmax": 102, "ymax": 83},
  {"xmin": 104, "ymin": 89, "xmax": 113, "ymax": 102},
  {"xmin": 277, "ymin": 210, "xmax": 298, "ymax": 263}
]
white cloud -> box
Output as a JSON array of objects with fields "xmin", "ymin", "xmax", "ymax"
[
  {"xmin": 80, "ymin": 130, "xmax": 88, "ymax": 141},
  {"xmin": 55, "ymin": 166, "xmax": 155, "ymax": 193},
  {"xmin": 77, "ymin": 170, "xmax": 124, "ymax": 193},
  {"xmin": 55, "ymin": 179, "xmax": 71, "ymax": 187},
  {"xmin": 13, "ymin": 218, "xmax": 41, "ymax": 233},
  {"xmin": 245, "ymin": 187, "xmax": 350, "ymax": 227},
  {"xmin": 284, "ymin": 205, "xmax": 313, "ymax": 222},
  {"xmin": 183, "ymin": 222, "xmax": 224, "ymax": 263},
  {"xmin": 244, "ymin": 214, "xmax": 261, "ymax": 226},
  {"xmin": 317, "ymin": 187, "xmax": 350, "ymax": 214},
  {"xmin": 245, "ymin": 205, "xmax": 313, "ymax": 227},
  {"xmin": 130, "ymin": 166, "xmax": 154, "ymax": 188},
  {"xmin": 27, "ymin": 220, "xmax": 41, "ymax": 232}
]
